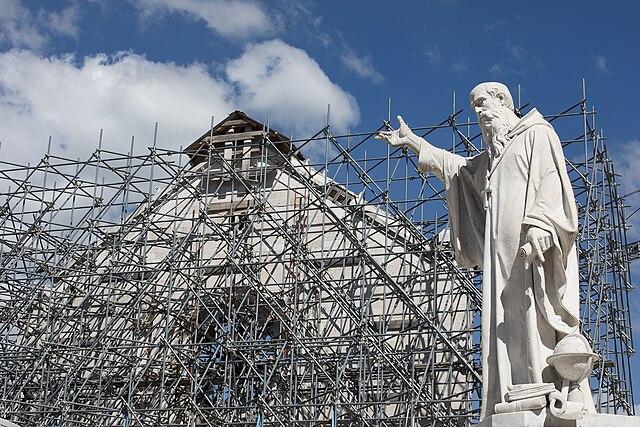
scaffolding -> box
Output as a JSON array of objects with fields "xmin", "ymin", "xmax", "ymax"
[{"xmin": 0, "ymin": 82, "xmax": 635, "ymax": 426}]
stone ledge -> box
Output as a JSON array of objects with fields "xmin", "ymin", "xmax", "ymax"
[{"xmin": 477, "ymin": 410, "xmax": 640, "ymax": 427}]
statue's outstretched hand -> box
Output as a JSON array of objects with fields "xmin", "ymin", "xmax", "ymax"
[
  {"xmin": 522, "ymin": 227, "xmax": 553, "ymax": 269},
  {"xmin": 375, "ymin": 115, "xmax": 419, "ymax": 152}
]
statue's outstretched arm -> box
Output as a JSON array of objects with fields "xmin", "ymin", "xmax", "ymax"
[{"xmin": 376, "ymin": 115, "xmax": 465, "ymax": 181}]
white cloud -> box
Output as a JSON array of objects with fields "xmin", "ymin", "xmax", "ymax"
[
  {"xmin": 44, "ymin": 4, "xmax": 80, "ymax": 38},
  {"xmin": 135, "ymin": 0, "xmax": 274, "ymax": 39},
  {"xmin": 488, "ymin": 63, "xmax": 503, "ymax": 76},
  {"xmin": 506, "ymin": 41, "xmax": 526, "ymax": 61},
  {"xmin": 0, "ymin": 0, "xmax": 80, "ymax": 50},
  {"xmin": 451, "ymin": 58, "xmax": 467, "ymax": 73},
  {"xmin": 594, "ymin": 55, "xmax": 610, "ymax": 74},
  {"xmin": 226, "ymin": 39, "xmax": 359, "ymax": 135},
  {"xmin": 502, "ymin": 40, "xmax": 544, "ymax": 74},
  {"xmin": 340, "ymin": 50, "xmax": 384, "ymax": 84},
  {"xmin": 0, "ymin": 42, "xmax": 360, "ymax": 166},
  {"xmin": 484, "ymin": 20, "xmax": 506, "ymax": 32},
  {"xmin": 423, "ymin": 45, "xmax": 442, "ymax": 65},
  {"xmin": 0, "ymin": 50, "xmax": 234, "ymax": 164},
  {"xmin": 0, "ymin": 0, "xmax": 48, "ymax": 50},
  {"xmin": 614, "ymin": 140, "xmax": 640, "ymax": 239},
  {"xmin": 275, "ymin": 0, "xmax": 332, "ymax": 48}
]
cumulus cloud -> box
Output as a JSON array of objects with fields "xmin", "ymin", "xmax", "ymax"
[
  {"xmin": 340, "ymin": 50, "xmax": 384, "ymax": 84},
  {"xmin": 0, "ymin": 41, "xmax": 359, "ymax": 166},
  {"xmin": 0, "ymin": 0, "xmax": 80, "ymax": 50},
  {"xmin": 0, "ymin": 50, "xmax": 234, "ymax": 164},
  {"xmin": 226, "ymin": 39, "xmax": 359, "ymax": 135},
  {"xmin": 135, "ymin": 0, "xmax": 274, "ymax": 39}
]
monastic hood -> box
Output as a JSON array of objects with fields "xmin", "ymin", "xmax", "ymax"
[{"xmin": 508, "ymin": 108, "xmax": 551, "ymax": 139}]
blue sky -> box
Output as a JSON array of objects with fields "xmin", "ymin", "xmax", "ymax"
[
  {"xmin": 1, "ymin": 0, "xmax": 639, "ymax": 408},
  {"xmin": 3, "ymin": 1, "xmax": 638, "ymax": 150}
]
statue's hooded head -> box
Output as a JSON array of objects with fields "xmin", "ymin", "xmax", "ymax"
[{"xmin": 469, "ymin": 82, "xmax": 518, "ymax": 157}]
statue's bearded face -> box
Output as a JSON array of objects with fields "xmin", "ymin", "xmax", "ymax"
[{"xmin": 471, "ymin": 89, "xmax": 512, "ymax": 157}]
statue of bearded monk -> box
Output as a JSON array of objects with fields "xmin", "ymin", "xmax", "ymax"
[{"xmin": 376, "ymin": 82, "xmax": 596, "ymax": 420}]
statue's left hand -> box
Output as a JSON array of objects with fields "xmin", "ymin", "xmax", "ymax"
[{"xmin": 523, "ymin": 227, "xmax": 553, "ymax": 269}]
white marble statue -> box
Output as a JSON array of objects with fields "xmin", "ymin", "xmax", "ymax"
[{"xmin": 376, "ymin": 82, "xmax": 597, "ymax": 420}]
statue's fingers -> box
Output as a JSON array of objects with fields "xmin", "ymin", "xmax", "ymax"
[
  {"xmin": 539, "ymin": 238, "xmax": 548, "ymax": 252},
  {"xmin": 397, "ymin": 115, "xmax": 407, "ymax": 126},
  {"xmin": 539, "ymin": 236, "xmax": 549, "ymax": 252}
]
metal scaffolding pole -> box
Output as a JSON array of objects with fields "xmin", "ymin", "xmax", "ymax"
[{"xmin": 0, "ymin": 86, "xmax": 635, "ymax": 426}]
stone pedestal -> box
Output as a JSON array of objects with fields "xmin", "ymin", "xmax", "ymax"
[{"xmin": 478, "ymin": 410, "xmax": 640, "ymax": 427}]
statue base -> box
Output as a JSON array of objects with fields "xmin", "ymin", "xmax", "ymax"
[{"xmin": 478, "ymin": 410, "xmax": 640, "ymax": 426}]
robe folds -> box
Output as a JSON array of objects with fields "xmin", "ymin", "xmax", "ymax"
[{"xmin": 417, "ymin": 109, "xmax": 595, "ymax": 419}]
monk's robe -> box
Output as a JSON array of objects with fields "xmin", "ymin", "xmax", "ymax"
[{"xmin": 417, "ymin": 108, "xmax": 595, "ymax": 419}]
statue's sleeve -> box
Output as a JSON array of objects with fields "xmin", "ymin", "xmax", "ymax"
[
  {"xmin": 417, "ymin": 144, "xmax": 488, "ymax": 268},
  {"xmin": 521, "ymin": 126, "xmax": 578, "ymax": 270},
  {"xmin": 521, "ymin": 126, "xmax": 580, "ymax": 334}
]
